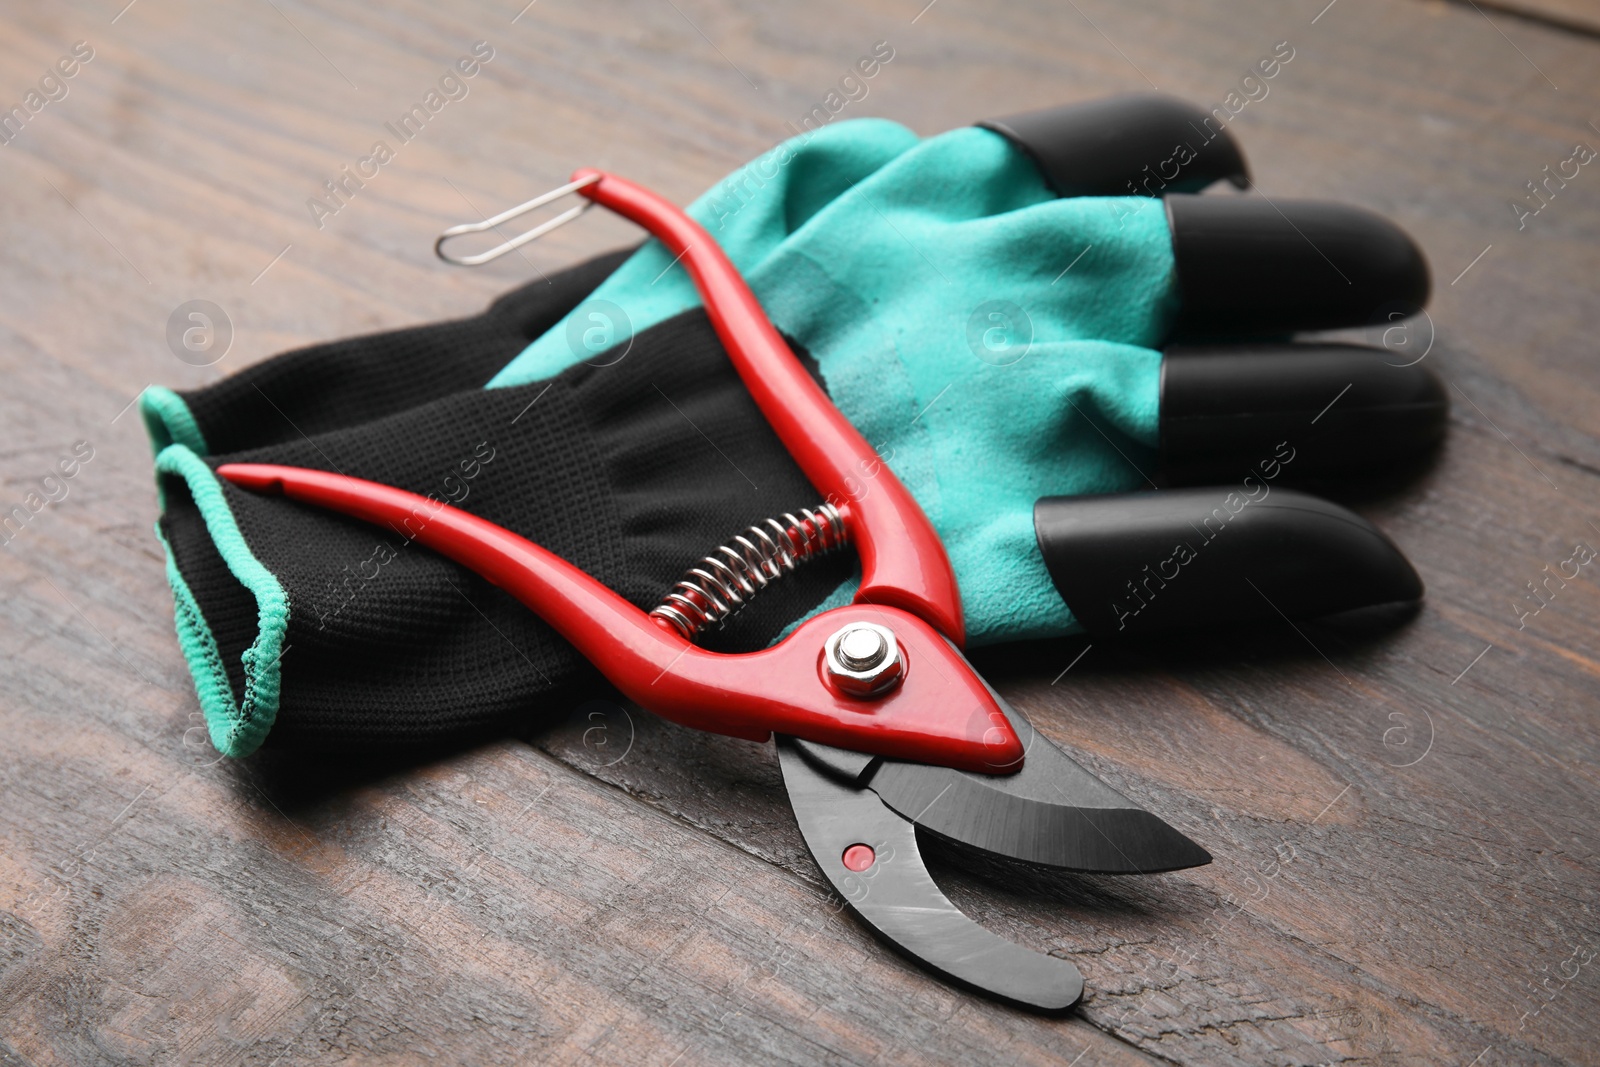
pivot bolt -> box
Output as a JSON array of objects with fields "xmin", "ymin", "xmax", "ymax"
[
  {"xmin": 824, "ymin": 623, "xmax": 904, "ymax": 698},
  {"xmin": 838, "ymin": 626, "xmax": 887, "ymax": 670}
]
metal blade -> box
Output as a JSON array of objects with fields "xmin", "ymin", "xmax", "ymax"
[
  {"xmin": 776, "ymin": 737, "xmax": 1084, "ymax": 1011},
  {"xmin": 793, "ymin": 673, "xmax": 1209, "ymax": 874}
]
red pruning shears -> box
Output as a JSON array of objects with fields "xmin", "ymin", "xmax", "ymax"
[{"xmin": 220, "ymin": 169, "xmax": 1208, "ymax": 1010}]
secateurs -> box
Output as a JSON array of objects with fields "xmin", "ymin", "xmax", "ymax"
[{"xmin": 218, "ymin": 168, "xmax": 1211, "ymax": 1010}]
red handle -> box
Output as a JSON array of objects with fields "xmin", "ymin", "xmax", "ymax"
[
  {"xmin": 573, "ymin": 170, "xmax": 966, "ymax": 647},
  {"xmin": 218, "ymin": 464, "xmax": 1020, "ymax": 774}
]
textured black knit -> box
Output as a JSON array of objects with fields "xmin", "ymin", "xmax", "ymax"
[{"xmin": 159, "ymin": 249, "xmax": 853, "ymax": 751}]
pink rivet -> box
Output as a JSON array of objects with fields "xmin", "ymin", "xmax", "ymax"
[{"xmin": 841, "ymin": 844, "xmax": 876, "ymax": 872}]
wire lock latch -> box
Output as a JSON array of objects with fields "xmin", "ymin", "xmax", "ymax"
[{"xmin": 434, "ymin": 173, "xmax": 603, "ymax": 266}]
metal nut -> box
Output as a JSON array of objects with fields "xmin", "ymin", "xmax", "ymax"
[{"xmin": 823, "ymin": 623, "xmax": 904, "ymax": 698}]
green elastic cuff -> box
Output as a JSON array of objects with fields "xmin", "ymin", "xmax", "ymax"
[
  {"xmin": 153, "ymin": 444, "xmax": 286, "ymax": 757},
  {"xmin": 142, "ymin": 386, "xmax": 209, "ymax": 456}
]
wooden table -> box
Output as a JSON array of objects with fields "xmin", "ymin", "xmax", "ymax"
[{"xmin": 2, "ymin": 1, "xmax": 1597, "ymax": 1063}]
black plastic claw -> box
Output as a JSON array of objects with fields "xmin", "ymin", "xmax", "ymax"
[
  {"xmin": 1034, "ymin": 488, "xmax": 1424, "ymax": 636},
  {"xmin": 1166, "ymin": 195, "xmax": 1431, "ymax": 335},
  {"xmin": 1159, "ymin": 342, "xmax": 1448, "ymax": 484},
  {"xmin": 979, "ymin": 93, "xmax": 1250, "ymax": 198}
]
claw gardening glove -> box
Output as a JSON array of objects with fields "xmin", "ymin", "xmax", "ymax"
[
  {"xmin": 492, "ymin": 115, "xmax": 1184, "ymax": 646},
  {"xmin": 145, "ymin": 95, "xmax": 1437, "ymax": 758}
]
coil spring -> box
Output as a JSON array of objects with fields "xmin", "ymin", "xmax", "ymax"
[{"xmin": 651, "ymin": 503, "xmax": 849, "ymax": 641}]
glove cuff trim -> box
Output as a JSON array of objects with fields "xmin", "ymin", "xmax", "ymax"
[
  {"xmin": 154, "ymin": 444, "xmax": 286, "ymax": 757},
  {"xmin": 141, "ymin": 386, "xmax": 209, "ymax": 458}
]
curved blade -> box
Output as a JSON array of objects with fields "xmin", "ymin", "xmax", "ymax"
[
  {"xmin": 794, "ymin": 677, "xmax": 1209, "ymax": 874},
  {"xmin": 776, "ymin": 737, "xmax": 1083, "ymax": 1011}
]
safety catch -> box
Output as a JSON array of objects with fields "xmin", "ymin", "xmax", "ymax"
[{"xmin": 434, "ymin": 173, "xmax": 602, "ymax": 266}]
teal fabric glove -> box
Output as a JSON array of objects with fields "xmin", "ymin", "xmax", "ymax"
[
  {"xmin": 136, "ymin": 97, "xmax": 1430, "ymax": 757},
  {"xmin": 493, "ymin": 121, "xmax": 1178, "ymax": 643}
]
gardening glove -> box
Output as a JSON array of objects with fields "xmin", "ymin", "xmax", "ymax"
[{"xmin": 144, "ymin": 95, "xmax": 1439, "ymax": 758}]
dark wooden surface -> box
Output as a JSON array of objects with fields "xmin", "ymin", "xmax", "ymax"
[{"xmin": 3, "ymin": 0, "xmax": 1599, "ymax": 1063}]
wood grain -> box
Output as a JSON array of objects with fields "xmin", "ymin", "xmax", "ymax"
[{"xmin": 2, "ymin": 0, "xmax": 1598, "ymax": 1064}]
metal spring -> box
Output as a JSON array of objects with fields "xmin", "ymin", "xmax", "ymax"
[{"xmin": 651, "ymin": 503, "xmax": 849, "ymax": 641}]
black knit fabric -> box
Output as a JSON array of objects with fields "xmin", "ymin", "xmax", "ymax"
[
  {"xmin": 159, "ymin": 250, "xmax": 854, "ymax": 751},
  {"xmin": 180, "ymin": 248, "xmax": 637, "ymax": 453}
]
